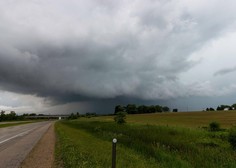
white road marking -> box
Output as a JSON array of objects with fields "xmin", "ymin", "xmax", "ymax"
[{"xmin": 0, "ymin": 128, "xmax": 35, "ymax": 144}]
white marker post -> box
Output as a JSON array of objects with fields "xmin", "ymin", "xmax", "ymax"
[{"xmin": 112, "ymin": 138, "xmax": 117, "ymax": 168}]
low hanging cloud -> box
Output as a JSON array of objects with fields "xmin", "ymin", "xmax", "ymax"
[
  {"xmin": 0, "ymin": 0, "xmax": 236, "ymax": 105},
  {"xmin": 214, "ymin": 66, "xmax": 236, "ymax": 76}
]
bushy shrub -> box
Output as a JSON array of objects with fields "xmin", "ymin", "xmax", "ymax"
[
  {"xmin": 228, "ymin": 127, "xmax": 236, "ymax": 149},
  {"xmin": 209, "ymin": 121, "xmax": 220, "ymax": 131},
  {"xmin": 114, "ymin": 112, "xmax": 127, "ymax": 124},
  {"xmin": 68, "ymin": 113, "xmax": 79, "ymax": 120}
]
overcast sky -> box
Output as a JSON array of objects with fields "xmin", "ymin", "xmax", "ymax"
[{"xmin": 1, "ymin": 0, "xmax": 236, "ymax": 114}]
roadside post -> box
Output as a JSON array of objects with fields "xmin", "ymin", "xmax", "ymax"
[{"xmin": 112, "ymin": 138, "xmax": 117, "ymax": 168}]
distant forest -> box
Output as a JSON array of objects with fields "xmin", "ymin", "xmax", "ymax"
[
  {"xmin": 0, "ymin": 110, "xmax": 23, "ymax": 121},
  {"xmin": 114, "ymin": 104, "xmax": 172, "ymax": 114},
  {"xmin": 115, "ymin": 103, "xmax": 236, "ymax": 115}
]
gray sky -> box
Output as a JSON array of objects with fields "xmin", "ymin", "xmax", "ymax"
[{"xmin": 1, "ymin": 0, "xmax": 236, "ymax": 114}]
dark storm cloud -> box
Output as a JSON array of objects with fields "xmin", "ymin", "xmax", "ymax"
[{"xmin": 0, "ymin": 0, "xmax": 236, "ymax": 106}]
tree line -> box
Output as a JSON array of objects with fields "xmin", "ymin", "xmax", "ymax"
[
  {"xmin": 217, "ymin": 104, "xmax": 236, "ymax": 110},
  {"xmin": 114, "ymin": 104, "xmax": 171, "ymax": 114},
  {"xmin": 205, "ymin": 104, "xmax": 236, "ymax": 111},
  {"xmin": 0, "ymin": 110, "xmax": 24, "ymax": 121},
  {"xmin": 0, "ymin": 111, "xmax": 57, "ymax": 121}
]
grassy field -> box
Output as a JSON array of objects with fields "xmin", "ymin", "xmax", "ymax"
[
  {"xmin": 99, "ymin": 110, "xmax": 236, "ymax": 128},
  {"xmin": 0, "ymin": 120, "xmax": 51, "ymax": 128},
  {"xmin": 55, "ymin": 111, "xmax": 236, "ymax": 168},
  {"xmin": 0, "ymin": 121, "xmax": 34, "ymax": 128}
]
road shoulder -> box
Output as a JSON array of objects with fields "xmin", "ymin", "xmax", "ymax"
[{"xmin": 20, "ymin": 122, "xmax": 55, "ymax": 168}]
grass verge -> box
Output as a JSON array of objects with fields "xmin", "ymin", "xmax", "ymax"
[
  {"xmin": 55, "ymin": 119, "xmax": 236, "ymax": 168},
  {"xmin": 55, "ymin": 121, "xmax": 159, "ymax": 168},
  {"xmin": 0, "ymin": 121, "xmax": 34, "ymax": 128}
]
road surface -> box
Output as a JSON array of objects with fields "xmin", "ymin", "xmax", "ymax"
[{"xmin": 0, "ymin": 121, "xmax": 53, "ymax": 168}]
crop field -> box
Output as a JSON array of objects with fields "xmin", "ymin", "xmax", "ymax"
[
  {"xmin": 55, "ymin": 111, "xmax": 236, "ymax": 168},
  {"xmin": 100, "ymin": 110, "xmax": 236, "ymax": 128}
]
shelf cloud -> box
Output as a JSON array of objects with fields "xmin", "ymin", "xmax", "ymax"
[{"xmin": 1, "ymin": 0, "xmax": 236, "ymax": 113}]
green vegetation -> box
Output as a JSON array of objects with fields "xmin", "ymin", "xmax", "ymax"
[
  {"xmin": 0, "ymin": 110, "xmax": 59, "ymax": 122},
  {"xmin": 0, "ymin": 121, "xmax": 33, "ymax": 128},
  {"xmin": 0, "ymin": 110, "xmax": 22, "ymax": 121},
  {"xmin": 68, "ymin": 112, "xmax": 80, "ymax": 120},
  {"xmin": 55, "ymin": 112, "xmax": 236, "ymax": 168},
  {"xmin": 228, "ymin": 127, "xmax": 236, "ymax": 149},
  {"xmin": 55, "ymin": 121, "xmax": 159, "ymax": 168},
  {"xmin": 205, "ymin": 107, "xmax": 215, "ymax": 111},
  {"xmin": 120, "ymin": 111, "xmax": 236, "ymax": 128},
  {"xmin": 114, "ymin": 104, "xmax": 170, "ymax": 115},
  {"xmin": 209, "ymin": 121, "xmax": 220, "ymax": 131},
  {"xmin": 217, "ymin": 105, "xmax": 233, "ymax": 111},
  {"xmin": 114, "ymin": 112, "xmax": 127, "ymax": 124},
  {"xmin": 114, "ymin": 102, "xmax": 236, "ymax": 116}
]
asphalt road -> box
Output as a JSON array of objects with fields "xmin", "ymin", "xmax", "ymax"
[{"xmin": 0, "ymin": 121, "xmax": 53, "ymax": 168}]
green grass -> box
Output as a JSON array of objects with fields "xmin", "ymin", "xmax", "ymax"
[
  {"xmin": 0, "ymin": 121, "xmax": 34, "ymax": 128},
  {"xmin": 55, "ymin": 115, "xmax": 236, "ymax": 168},
  {"xmin": 55, "ymin": 121, "xmax": 159, "ymax": 168},
  {"xmin": 98, "ymin": 111, "xmax": 236, "ymax": 128}
]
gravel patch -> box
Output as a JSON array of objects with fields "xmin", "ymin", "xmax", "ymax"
[{"xmin": 20, "ymin": 122, "xmax": 55, "ymax": 168}]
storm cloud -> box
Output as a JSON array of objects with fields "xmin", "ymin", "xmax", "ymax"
[{"xmin": 1, "ymin": 0, "xmax": 236, "ymax": 113}]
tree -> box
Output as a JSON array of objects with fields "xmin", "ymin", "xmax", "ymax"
[
  {"xmin": 85, "ymin": 112, "xmax": 96, "ymax": 118},
  {"xmin": 1, "ymin": 110, "xmax": 5, "ymax": 115},
  {"xmin": 115, "ymin": 104, "xmax": 170, "ymax": 115},
  {"xmin": 206, "ymin": 107, "xmax": 214, "ymax": 111},
  {"xmin": 126, "ymin": 104, "xmax": 137, "ymax": 114},
  {"xmin": 137, "ymin": 105, "xmax": 143, "ymax": 114},
  {"xmin": 173, "ymin": 109, "xmax": 178, "ymax": 112},
  {"xmin": 114, "ymin": 112, "xmax": 127, "ymax": 124},
  {"xmin": 155, "ymin": 105, "xmax": 163, "ymax": 112},
  {"xmin": 209, "ymin": 121, "xmax": 220, "ymax": 131},
  {"xmin": 138, "ymin": 105, "xmax": 149, "ymax": 114},
  {"xmin": 232, "ymin": 104, "xmax": 236, "ymax": 110},
  {"xmin": 162, "ymin": 106, "xmax": 170, "ymax": 112},
  {"xmin": 149, "ymin": 105, "xmax": 156, "ymax": 113},
  {"xmin": 0, "ymin": 110, "xmax": 6, "ymax": 121},
  {"xmin": 209, "ymin": 107, "xmax": 215, "ymax": 111},
  {"xmin": 137, "ymin": 105, "xmax": 146, "ymax": 114},
  {"xmin": 8, "ymin": 111, "xmax": 17, "ymax": 120},
  {"xmin": 114, "ymin": 105, "xmax": 125, "ymax": 114},
  {"xmin": 217, "ymin": 105, "xmax": 230, "ymax": 111},
  {"xmin": 68, "ymin": 113, "xmax": 78, "ymax": 120}
]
